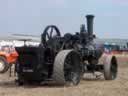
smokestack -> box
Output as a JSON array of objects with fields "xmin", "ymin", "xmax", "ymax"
[{"xmin": 86, "ymin": 15, "xmax": 94, "ymax": 36}]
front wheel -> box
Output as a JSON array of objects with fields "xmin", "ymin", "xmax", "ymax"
[{"xmin": 104, "ymin": 55, "xmax": 118, "ymax": 80}]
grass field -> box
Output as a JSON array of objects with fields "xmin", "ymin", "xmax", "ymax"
[{"xmin": 0, "ymin": 55, "xmax": 128, "ymax": 96}]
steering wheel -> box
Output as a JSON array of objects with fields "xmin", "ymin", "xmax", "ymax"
[{"xmin": 41, "ymin": 25, "xmax": 61, "ymax": 44}]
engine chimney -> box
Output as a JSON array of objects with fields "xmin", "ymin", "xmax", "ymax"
[{"xmin": 86, "ymin": 15, "xmax": 94, "ymax": 37}]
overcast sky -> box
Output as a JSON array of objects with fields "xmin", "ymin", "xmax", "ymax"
[{"xmin": 0, "ymin": 0, "xmax": 128, "ymax": 38}]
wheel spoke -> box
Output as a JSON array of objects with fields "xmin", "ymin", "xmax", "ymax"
[{"xmin": 46, "ymin": 32, "xmax": 50, "ymax": 40}]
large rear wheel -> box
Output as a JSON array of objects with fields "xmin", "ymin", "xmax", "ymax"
[{"xmin": 53, "ymin": 50, "xmax": 83, "ymax": 86}]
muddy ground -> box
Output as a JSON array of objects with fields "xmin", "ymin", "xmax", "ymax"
[{"xmin": 0, "ymin": 55, "xmax": 128, "ymax": 96}]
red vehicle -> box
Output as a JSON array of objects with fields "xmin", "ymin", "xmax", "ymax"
[{"xmin": 0, "ymin": 45, "xmax": 18, "ymax": 73}]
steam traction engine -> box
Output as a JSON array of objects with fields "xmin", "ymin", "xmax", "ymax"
[{"xmin": 15, "ymin": 15, "xmax": 118, "ymax": 85}]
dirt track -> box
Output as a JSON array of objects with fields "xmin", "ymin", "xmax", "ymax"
[{"xmin": 0, "ymin": 55, "xmax": 128, "ymax": 96}]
